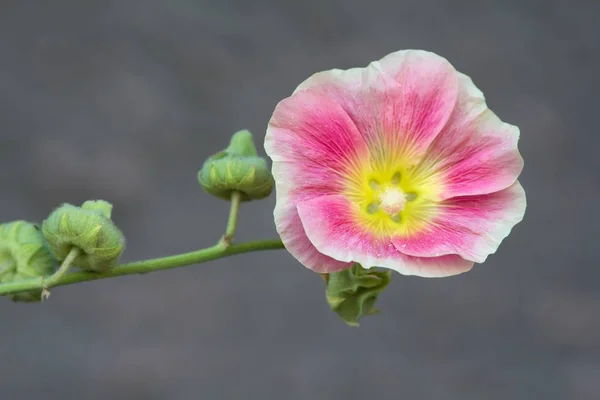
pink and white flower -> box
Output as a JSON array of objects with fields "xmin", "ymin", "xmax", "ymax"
[{"xmin": 265, "ymin": 50, "xmax": 525, "ymax": 277}]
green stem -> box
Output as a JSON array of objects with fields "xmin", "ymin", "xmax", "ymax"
[
  {"xmin": 44, "ymin": 247, "xmax": 79, "ymax": 288},
  {"xmin": 222, "ymin": 191, "xmax": 242, "ymax": 245},
  {"xmin": 0, "ymin": 238, "xmax": 284, "ymax": 296}
]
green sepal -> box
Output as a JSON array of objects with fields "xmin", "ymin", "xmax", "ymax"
[
  {"xmin": 324, "ymin": 263, "xmax": 391, "ymax": 327},
  {"xmin": 0, "ymin": 221, "xmax": 57, "ymax": 302},
  {"xmin": 41, "ymin": 200, "xmax": 125, "ymax": 272},
  {"xmin": 198, "ymin": 130, "xmax": 274, "ymax": 201},
  {"xmin": 226, "ymin": 129, "xmax": 259, "ymax": 157}
]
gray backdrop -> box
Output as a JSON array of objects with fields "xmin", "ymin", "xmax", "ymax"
[{"xmin": 0, "ymin": 0, "xmax": 598, "ymax": 399}]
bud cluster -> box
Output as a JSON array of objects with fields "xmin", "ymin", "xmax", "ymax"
[{"xmin": 0, "ymin": 200, "xmax": 125, "ymax": 301}]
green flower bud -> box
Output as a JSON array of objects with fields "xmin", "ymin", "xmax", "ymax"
[
  {"xmin": 41, "ymin": 200, "xmax": 125, "ymax": 272},
  {"xmin": 198, "ymin": 130, "xmax": 274, "ymax": 201},
  {"xmin": 324, "ymin": 263, "xmax": 391, "ymax": 327},
  {"xmin": 0, "ymin": 221, "xmax": 57, "ymax": 302}
]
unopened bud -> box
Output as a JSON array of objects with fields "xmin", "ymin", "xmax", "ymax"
[
  {"xmin": 198, "ymin": 130, "xmax": 274, "ymax": 201},
  {"xmin": 41, "ymin": 200, "xmax": 125, "ymax": 272},
  {"xmin": 0, "ymin": 221, "xmax": 56, "ymax": 302}
]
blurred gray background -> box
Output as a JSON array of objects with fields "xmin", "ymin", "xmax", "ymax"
[{"xmin": 0, "ymin": 0, "xmax": 598, "ymax": 399}]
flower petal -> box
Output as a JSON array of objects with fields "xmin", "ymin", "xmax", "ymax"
[
  {"xmin": 412, "ymin": 73, "xmax": 524, "ymax": 199},
  {"xmin": 266, "ymin": 88, "xmax": 373, "ymax": 273},
  {"xmin": 297, "ymin": 194, "xmax": 474, "ymax": 277},
  {"xmin": 294, "ymin": 50, "xmax": 460, "ymax": 162},
  {"xmin": 274, "ymin": 199, "xmax": 351, "ymax": 273},
  {"xmin": 265, "ymin": 88, "xmax": 371, "ymax": 206},
  {"xmin": 393, "ymin": 181, "xmax": 526, "ymax": 263},
  {"xmin": 271, "ymin": 159, "xmax": 353, "ymax": 273},
  {"xmin": 265, "ymin": 89, "xmax": 368, "ymax": 171}
]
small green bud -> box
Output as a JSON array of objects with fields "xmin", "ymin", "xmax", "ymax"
[
  {"xmin": 81, "ymin": 199, "xmax": 113, "ymax": 217},
  {"xmin": 198, "ymin": 130, "xmax": 274, "ymax": 201},
  {"xmin": 0, "ymin": 221, "xmax": 56, "ymax": 302},
  {"xmin": 41, "ymin": 200, "xmax": 125, "ymax": 272},
  {"xmin": 324, "ymin": 263, "xmax": 391, "ymax": 327}
]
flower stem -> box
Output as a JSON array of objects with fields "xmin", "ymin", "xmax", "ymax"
[
  {"xmin": 222, "ymin": 191, "xmax": 242, "ymax": 245},
  {"xmin": 44, "ymin": 247, "xmax": 79, "ymax": 288},
  {"xmin": 0, "ymin": 238, "xmax": 284, "ymax": 296}
]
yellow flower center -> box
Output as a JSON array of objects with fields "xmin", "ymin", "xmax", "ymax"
[
  {"xmin": 361, "ymin": 172, "xmax": 418, "ymax": 227},
  {"xmin": 343, "ymin": 150, "xmax": 442, "ymax": 238},
  {"xmin": 378, "ymin": 187, "xmax": 406, "ymax": 216}
]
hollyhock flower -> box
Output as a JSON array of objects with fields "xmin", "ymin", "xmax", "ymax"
[{"xmin": 265, "ymin": 50, "xmax": 525, "ymax": 277}]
